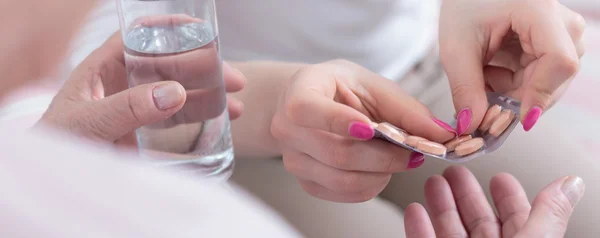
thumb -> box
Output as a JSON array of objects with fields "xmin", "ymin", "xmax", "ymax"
[
  {"xmin": 519, "ymin": 176, "xmax": 585, "ymax": 237},
  {"xmin": 87, "ymin": 81, "xmax": 186, "ymax": 141},
  {"xmin": 439, "ymin": 33, "xmax": 489, "ymax": 135}
]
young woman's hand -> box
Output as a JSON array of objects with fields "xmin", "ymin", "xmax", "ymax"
[
  {"xmin": 270, "ymin": 60, "xmax": 457, "ymax": 202},
  {"xmin": 439, "ymin": 0, "xmax": 585, "ymax": 134},
  {"xmin": 404, "ymin": 166, "xmax": 585, "ymax": 238}
]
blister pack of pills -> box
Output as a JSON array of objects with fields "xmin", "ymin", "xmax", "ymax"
[{"xmin": 374, "ymin": 91, "xmax": 521, "ymax": 163}]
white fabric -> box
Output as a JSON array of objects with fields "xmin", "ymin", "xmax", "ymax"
[
  {"xmin": 0, "ymin": 126, "xmax": 300, "ymax": 237},
  {"xmin": 68, "ymin": 0, "xmax": 439, "ymax": 81},
  {"xmin": 216, "ymin": 0, "xmax": 440, "ymax": 80}
]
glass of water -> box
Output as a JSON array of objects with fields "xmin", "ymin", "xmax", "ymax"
[{"xmin": 116, "ymin": 0, "xmax": 234, "ymax": 181}]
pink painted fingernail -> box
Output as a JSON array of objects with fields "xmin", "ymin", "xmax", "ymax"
[
  {"xmin": 349, "ymin": 122, "xmax": 375, "ymax": 140},
  {"xmin": 407, "ymin": 152, "xmax": 425, "ymax": 169},
  {"xmin": 433, "ymin": 118, "xmax": 458, "ymax": 137},
  {"xmin": 523, "ymin": 106, "xmax": 542, "ymax": 132},
  {"xmin": 456, "ymin": 108, "xmax": 472, "ymax": 135}
]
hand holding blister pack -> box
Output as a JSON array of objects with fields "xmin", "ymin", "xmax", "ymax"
[{"xmin": 374, "ymin": 92, "xmax": 521, "ymax": 163}]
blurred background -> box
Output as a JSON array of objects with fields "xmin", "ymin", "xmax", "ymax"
[
  {"xmin": 0, "ymin": 0, "xmax": 597, "ymax": 237},
  {"xmin": 552, "ymin": 0, "xmax": 600, "ymax": 156}
]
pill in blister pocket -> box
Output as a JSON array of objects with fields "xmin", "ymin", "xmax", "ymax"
[
  {"xmin": 406, "ymin": 136, "xmax": 427, "ymax": 147},
  {"xmin": 373, "ymin": 91, "xmax": 521, "ymax": 163},
  {"xmin": 479, "ymin": 105, "xmax": 502, "ymax": 132},
  {"xmin": 376, "ymin": 123, "xmax": 407, "ymax": 143},
  {"xmin": 416, "ymin": 140, "xmax": 447, "ymax": 156},
  {"xmin": 454, "ymin": 137, "xmax": 485, "ymax": 156},
  {"xmin": 489, "ymin": 110, "xmax": 515, "ymax": 137},
  {"xmin": 444, "ymin": 135, "xmax": 473, "ymax": 152}
]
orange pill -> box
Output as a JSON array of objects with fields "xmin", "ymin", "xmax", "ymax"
[
  {"xmin": 376, "ymin": 123, "xmax": 395, "ymax": 135},
  {"xmin": 406, "ymin": 136, "xmax": 426, "ymax": 147},
  {"xmin": 479, "ymin": 105, "xmax": 502, "ymax": 132},
  {"xmin": 454, "ymin": 137, "xmax": 485, "ymax": 156},
  {"xmin": 376, "ymin": 123, "xmax": 407, "ymax": 143},
  {"xmin": 444, "ymin": 135, "xmax": 473, "ymax": 152},
  {"xmin": 416, "ymin": 140, "xmax": 447, "ymax": 156},
  {"xmin": 489, "ymin": 110, "xmax": 515, "ymax": 137}
]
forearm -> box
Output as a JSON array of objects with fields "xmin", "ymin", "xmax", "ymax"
[{"xmin": 228, "ymin": 60, "xmax": 306, "ymax": 159}]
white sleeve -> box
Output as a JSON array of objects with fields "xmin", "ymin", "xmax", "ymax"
[{"xmin": 0, "ymin": 127, "xmax": 301, "ymax": 238}]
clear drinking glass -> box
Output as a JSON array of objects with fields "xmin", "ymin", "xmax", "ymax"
[{"xmin": 116, "ymin": 0, "xmax": 234, "ymax": 181}]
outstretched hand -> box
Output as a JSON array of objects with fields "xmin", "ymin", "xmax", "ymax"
[{"xmin": 404, "ymin": 166, "xmax": 585, "ymax": 238}]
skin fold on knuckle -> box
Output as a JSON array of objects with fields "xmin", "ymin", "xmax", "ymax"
[
  {"xmin": 68, "ymin": 108, "xmax": 113, "ymax": 140},
  {"xmin": 382, "ymin": 148, "xmax": 408, "ymax": 173},
  {"xmin": 326, "ymin": 140, "xmax": 353, "ymax": 170},
  {"xmin": 450, "ymin": 82, "xmax": 476, "ymax": 106},
  {"xmin": 283, "ymin": 96, "xmax": 313, "ymax": 127},
  {"xmin": 455, "ymin": 193, "xmax": 501, "ymax": 232},
  {"xmin": 527, "ymin": 82, "xmax": 556, "ymax": 109},
  {"xmin": 125, "ymin": 89, "xmax": 148, "ymax": 125},
  {"xmin": 549, "ymin": 52, "xmax": 580, "ymax": 79},
  {"xmin": 383, "ymin": 154, "xmax": 397, "ymax": 173},
  {"xmin": 498, "ymin": 207, "xmax": 530, "ymax": 225},
  {"xmin": 437, "ymin": 234, "xmax": 469, "ymax": 238},
  {"xmin": 467, "ymin": 216, "xmax": 501, "ymax": 235},
  {"xmin": 535, "ymin": 193, "xmax": 572, "ymax": 228}
]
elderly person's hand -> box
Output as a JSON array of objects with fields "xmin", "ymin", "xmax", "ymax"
[
  {"xmin": 36, "ymin": 32, "xmax": 246, "ymax": 147},
  {"xmin": 439, "ymin": 0, "xmax": 586, "ymax": 134},
  {"xmin": 404, "ymin": 166, "xmax": 585, "ymax": 237}
]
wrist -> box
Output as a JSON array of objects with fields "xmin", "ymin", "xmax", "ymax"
[{"xmin": 227, "ymin": 60, "xmax": 306, "ymax": 159}]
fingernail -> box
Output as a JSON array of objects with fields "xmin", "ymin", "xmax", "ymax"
[
  {"xmin": 407, "ymin": 152, "xmax": 425, "ymax": 169},
  {"xmin": 153, "ymin": 83, "xmax": 184, "ymax": 110},
  {"xmin": 456, "ymin": 108, "xmax": 472, "ymax": 135},
  {"xmin": 433, "ymin": 118, "xmax": 458, "ymax": 137},
  {"xmin": 523, "ymin": 106, "xmax": 542, "ymax": 132},
  {"xmin": 348, "ymin": 122, "xmax": 375, "ymax": 140},
  {"xmin": 561, "ymin": 176, "xmax": 585, "ymax": 207}
]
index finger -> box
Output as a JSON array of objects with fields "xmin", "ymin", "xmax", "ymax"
[
  {"xmin": 364, "ymin": 78, "xmax": 457, "ymax": 142},
  {"xmin": 284, "ymin": 61, "xmax": 456, "ymax": 142},
  {"xmin": 511, "ymin": 3, "xmax": 580, "ymax": 129},
  {"xmin": 334, "ymin": 60, "xmax": 457, "ymax": 142},
  {"xmin": 282, "ymin": 63, "xmax": 374, "ymax": 140}
]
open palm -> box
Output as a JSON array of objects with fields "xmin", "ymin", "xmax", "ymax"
[{"xmin": 404, "ymin": 166, "xmax": 585, "ymax": 238}]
